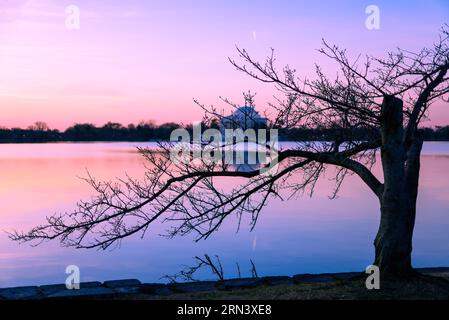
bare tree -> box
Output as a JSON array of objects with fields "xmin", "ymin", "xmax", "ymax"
[
  {"xmin": 28, "ymin": 121, "xmax": 49, "ymax": 132},
  {"xmin": 10, "ymin": 27, "xmax": 449, "ymax": 279}
]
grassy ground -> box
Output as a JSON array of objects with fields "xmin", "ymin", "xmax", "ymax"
[{"xmin": 120, "ymin": 272, "xmax": 449, "ymax": 300}]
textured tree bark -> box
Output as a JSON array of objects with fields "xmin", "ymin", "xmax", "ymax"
[{"xmin": 373, "ymin": 96, "xmax": 421, "ymax": 278}]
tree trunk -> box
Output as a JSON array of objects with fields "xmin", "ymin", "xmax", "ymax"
[{"xmin": 373, "ymin": 96, "xmax": 422, "ymax": 278}]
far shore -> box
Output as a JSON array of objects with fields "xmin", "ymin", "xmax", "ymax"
[
  {"xmin": 2, "ymin": 122, "xmax": 449, "ymax": 144},
  {"xmin": 3, "ymin": 139, "xmax": 449, "ymax": 145}
]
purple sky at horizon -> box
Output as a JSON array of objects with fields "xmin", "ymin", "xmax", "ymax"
[{"xmin": 1, "ymin": 0, "xmax": 448, "ymax": 130}]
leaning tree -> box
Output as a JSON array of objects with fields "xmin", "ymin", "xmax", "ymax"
[{"xmin": 11, "ymin": 27, "xmax": 449, "ymax": 279}]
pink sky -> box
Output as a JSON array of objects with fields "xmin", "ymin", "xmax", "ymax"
[{"xmin": 1, "ymin": 0, "xmax": 449, "ymax": 130}]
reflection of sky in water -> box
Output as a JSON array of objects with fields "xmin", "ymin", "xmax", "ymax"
[{"xmin": 1, "ymin": 142, "xmax": 449, "ymax": 287}]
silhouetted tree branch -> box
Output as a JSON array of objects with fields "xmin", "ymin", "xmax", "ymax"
[{"xmin": 10, "ymin": 26, "xmax": 449, "ymax": 279}]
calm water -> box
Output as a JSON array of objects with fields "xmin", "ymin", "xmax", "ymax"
[{"xmin": 1, "ymin": 142, "xmax": 449, "ymax": 287}]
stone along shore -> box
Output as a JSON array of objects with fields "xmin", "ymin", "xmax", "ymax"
[{"xmin": 1, "ymin": 267, "xmax": 449, "ymax": 299}]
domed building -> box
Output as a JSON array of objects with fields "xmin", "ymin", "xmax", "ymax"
[
  {"xmin": 218, "ymin": 106, "xmax": 269, "ymax": 171},
  {"xmin": 219, "ymin": 106, "xmax": 267, "ymax": 135}
]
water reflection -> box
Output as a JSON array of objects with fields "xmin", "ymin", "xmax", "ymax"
[{"xmin": 0, "ymin": 142, "xmax": 449, "ymax": 287}]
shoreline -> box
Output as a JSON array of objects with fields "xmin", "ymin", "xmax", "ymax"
[{"xmin": 2, "ymin": 267, "xmax": 449, "ymax": 300}]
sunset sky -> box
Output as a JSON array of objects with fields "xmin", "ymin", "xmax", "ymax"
[{"xmin": 1, "ymin": 0, "xmax": 448, "ymax": 130}]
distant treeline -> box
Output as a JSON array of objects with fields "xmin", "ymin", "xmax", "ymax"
[
  {"xmin": 0, "ymin": 121, "xmax": 181, "ymax": 143},
  {"xmin": 1, "ymin": 121, "xmax": 449, "ymax": 143},
  {"xmin": 280, "ymin": 126, "xmax": 449, "ymax": 141}
]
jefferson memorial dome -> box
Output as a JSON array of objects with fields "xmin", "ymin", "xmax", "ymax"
[{"xmin": 219, "ymin": 106, "xmax": 267, "ymax": 133}]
